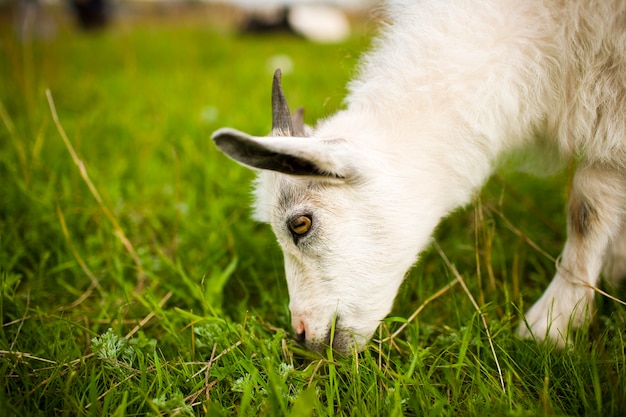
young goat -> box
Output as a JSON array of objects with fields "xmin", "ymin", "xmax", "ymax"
[{"xmin": 212, "ymin": 0, "xmax": 626, "ymax": 354}]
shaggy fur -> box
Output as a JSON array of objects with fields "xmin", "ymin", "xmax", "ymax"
[{"xmin": 213, "ymin": 0, "xmax": 626, "ymax": 353}]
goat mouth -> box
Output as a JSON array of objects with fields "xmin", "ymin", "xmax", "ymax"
[
  {"xmin": 330, "ymin": 329, "xmax": 359, "ymax": 355},
  {"xmin": 298, "ymin": 318, "xmax": 363, "ymax": 355},
  {"xmin": 292, "ymin": 316, "xmax": 339, "ymax": 353},
  {"xmin": 303, "ymin": 323, "xmax": 334, "ymax": 354}
]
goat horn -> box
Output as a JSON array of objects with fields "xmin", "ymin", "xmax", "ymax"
[{"xmin": 271, "ymin": 68, "xmax": 294, "ymax": 136}]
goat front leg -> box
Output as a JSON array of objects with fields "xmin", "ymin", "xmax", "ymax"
[{"xmin": 519, "ymin": 162, "xmax": 626, "ymax": 346}]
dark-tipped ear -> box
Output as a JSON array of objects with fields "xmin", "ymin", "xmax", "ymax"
[{"xmin": 212, "ymin": 127, "xmax": 351, "ymax": 179}]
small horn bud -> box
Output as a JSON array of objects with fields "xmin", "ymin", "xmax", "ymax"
[{"xmin": 292, "ymin": 107, "xmax": 306, "ymax": 137}]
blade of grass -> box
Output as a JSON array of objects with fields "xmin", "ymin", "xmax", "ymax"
[
  {"xmin": 487, "ymin": 204, "xmax": 557, "ymax": 263},
  {"xmin": 381, "ymin": 276, "xmax": 459, "ymax": 344},
  {"xmin": 45, "ymin": 89, "xmax": 146, "ymax": 291},
  {"xmin": 433, "ymin": 240, "xmax": 506, "ymax": 394},
  {"xmin": 0, "ymin": 350, "xmax": 57, "ymax": 365},
  {"xmin": 55, "ymin": 202, "xmax": 102, "ymax": 309},
  {"xmin": 124, "ymin": 291, "xmax": 173, "ymax": 340}
]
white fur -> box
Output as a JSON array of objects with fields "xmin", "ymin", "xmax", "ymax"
[{"xmin": 213, "ymin": 0, "xmax": 626, "ymax": 353}]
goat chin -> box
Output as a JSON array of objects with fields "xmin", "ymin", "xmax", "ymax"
[{"xmin": 213, "ymin": 0, "xmax": 626, "ymax": 354}]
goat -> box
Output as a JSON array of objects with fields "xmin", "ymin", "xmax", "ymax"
[{"xmin": 212, "ymin": 0, "xmax": 626, "ymax": 354}]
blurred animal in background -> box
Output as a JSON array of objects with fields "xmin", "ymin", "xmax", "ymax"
[
  {"xmin": 240, "ymin": 4, "xmax": 350, "ymax": 44},
  {"xmin": 70, "ymin": 0, "xmax": 110, "ymax": 29}
]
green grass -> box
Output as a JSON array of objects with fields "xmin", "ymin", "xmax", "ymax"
[{"xmin": 1, "ymin": 7, "xmax": 626, "ymax": 416}]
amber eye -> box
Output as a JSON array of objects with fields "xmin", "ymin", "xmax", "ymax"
[{"xmin": 289, "ymin": 215, "xmax": 312, "ymax": 236}]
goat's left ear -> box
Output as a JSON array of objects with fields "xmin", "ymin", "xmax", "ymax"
[{"xmin": 212, "ymin": 127, "xmax": 354, "ymax": 179}]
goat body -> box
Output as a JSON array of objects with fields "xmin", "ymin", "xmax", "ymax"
[{"xmin": 213, "ymin": 0, "xmax": 626, "ymax": 353}]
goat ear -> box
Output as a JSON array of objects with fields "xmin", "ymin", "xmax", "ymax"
[{"xmin": 212, "ymin": 127, "xmax": 352, "ymax": 179}]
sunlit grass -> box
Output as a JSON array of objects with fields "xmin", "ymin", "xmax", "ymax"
[{"xmin": 1, "ymin": 7, "xmax": 625, "ymax": 416}]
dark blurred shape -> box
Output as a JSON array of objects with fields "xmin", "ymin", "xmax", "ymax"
[
  {"xmin": 239, "ymin": 4, "xmax": 351, "ymax": 44},
  {"xmin": 240, "ymin": 7, "xmax": 294, "ymax": 35},
  {"xmin": 70, "ymin": 0, "xmax": 111, "ymax": 29}
]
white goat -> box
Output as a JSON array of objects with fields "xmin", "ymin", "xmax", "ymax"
[{"xmin": 212, "ymin": 0, "xmax": 626, "ymax": 354}]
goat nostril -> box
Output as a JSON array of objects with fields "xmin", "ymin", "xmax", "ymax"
[
  {"xmin": 293, "ymin": 320, "xmax": 306, "ymax": 343},
  {"xmin": 295, "ymin": 330, "xmax": 306, "ymax": 343}
]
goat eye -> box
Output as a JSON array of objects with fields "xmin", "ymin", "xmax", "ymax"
[{"xmin": 289, "ymin": 215, "xmax": 312, "ymax": 236}]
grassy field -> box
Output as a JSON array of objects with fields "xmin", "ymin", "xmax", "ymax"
[{"xmin": 1, "ymin": 6, "xmax": 625, "ymax": 416}]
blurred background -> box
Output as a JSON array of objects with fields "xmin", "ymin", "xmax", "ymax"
[{"xmin": 3, "ymin": 0, "xmax": 376, "ymax": 41}]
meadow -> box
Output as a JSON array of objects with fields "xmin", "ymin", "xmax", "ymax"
[{"xmin": 1, "ymin": 5, "xmax": 625, "ymax": 416}]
